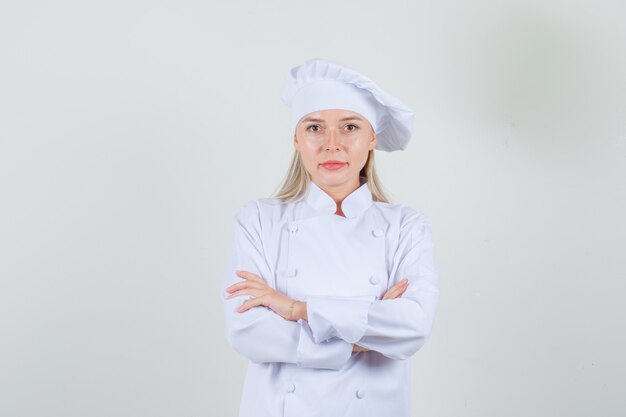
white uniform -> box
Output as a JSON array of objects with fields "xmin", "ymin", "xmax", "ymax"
[{"xmin": 220, "ymin": 178, "xmax": 440, "ymax": 417}]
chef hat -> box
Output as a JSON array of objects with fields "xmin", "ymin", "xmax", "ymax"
[{"xmin": 280, "ymin": 57, "xmax": 415, "ymax": 152}]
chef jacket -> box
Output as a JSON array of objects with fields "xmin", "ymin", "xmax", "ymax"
[{"xmin": 220, "ymin": 177, "xmax": 440, "ymax": 417}]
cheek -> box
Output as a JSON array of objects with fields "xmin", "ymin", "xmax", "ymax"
[
  {"xmin": 297, "ymin": 144, "xmax": 319, "ymax": 166},
  {"xmin": 346, "ymin": 141, "xmax": 371, "ymax": 160}
]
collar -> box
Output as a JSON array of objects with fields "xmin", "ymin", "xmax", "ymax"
[{"xmin": 304, "ymin": 176, "xmax": 373, "ymax": 219}]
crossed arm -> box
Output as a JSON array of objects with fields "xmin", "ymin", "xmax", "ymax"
[
  {"xmin": 225, "ymin": 269, "xmax": 411, "ymax": 353},
  {"xmin": 220, "ymin": 201, "xmax": 439, "ymax": 370}
]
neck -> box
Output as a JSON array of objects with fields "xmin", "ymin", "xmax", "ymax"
[{"xmin": 315, "ymin": 177, "xmax": 361, "ymax": 206}]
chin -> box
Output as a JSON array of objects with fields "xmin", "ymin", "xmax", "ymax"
[{"xmin": 317, "ymin": 172, "xmax": 352, "ymax": 184}]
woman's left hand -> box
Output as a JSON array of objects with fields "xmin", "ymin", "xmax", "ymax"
[{"xmin": 226, "ymin": 270, "xmax": 302, "ymax": 321}]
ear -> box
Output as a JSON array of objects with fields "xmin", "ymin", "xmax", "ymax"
[
  {"xmin": 293, "ymin": 133, "xmax": 298, "ymax": 148},
  {"xmin": 370, "ymin": 132, "xmax": 377, "ymax": 150}
]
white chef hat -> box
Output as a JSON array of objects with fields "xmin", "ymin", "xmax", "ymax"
[{"xmin": 280, "ymin": 57, "xmax": 415, "ymax": 152}]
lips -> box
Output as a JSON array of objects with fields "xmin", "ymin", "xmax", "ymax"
[{"xmin": 320, "ymin": 161, "xmax": 347, "ymax": 170}]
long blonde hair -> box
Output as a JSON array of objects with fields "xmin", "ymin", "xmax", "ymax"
[{"xmin": 271, "ymin": 149, "xmax": 391, "ymax": 203}]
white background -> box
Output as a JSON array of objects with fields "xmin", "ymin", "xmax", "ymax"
[{"xmin": 1, "ymin": 1, "xmax": 625, "ymax": 416}]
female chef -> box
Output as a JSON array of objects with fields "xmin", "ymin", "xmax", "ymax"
[{"xmin": 220, "ymin": 58, "xmax": 440, "ymax": 417}]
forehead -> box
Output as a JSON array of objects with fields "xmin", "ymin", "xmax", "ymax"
[{"xmin": 299, "ymin": 109, "xmax": 367, "ymax": 124}]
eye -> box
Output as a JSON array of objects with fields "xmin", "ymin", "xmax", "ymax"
[
  {"xmin": 306, "ymin": 124, "xmax": 321, "ymax": 132},
  {"xmin": 345, "ymin": 124, "xmax": 359, "ymax": 131}
]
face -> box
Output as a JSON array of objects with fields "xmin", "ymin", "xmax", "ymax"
[{"xmin": 294, "ymin": 109, "xmax": 376, "ymax": 190}]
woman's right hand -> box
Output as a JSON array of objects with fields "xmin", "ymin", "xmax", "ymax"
[{"xmin": 352, "ymin": 278, "xmax": 410, "ymax": 352}]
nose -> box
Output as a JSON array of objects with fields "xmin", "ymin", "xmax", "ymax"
[{"xmin": 324, "ymin": 129, "xmax": 340, "ymax": 150}]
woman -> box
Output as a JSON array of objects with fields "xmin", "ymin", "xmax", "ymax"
[{"xmin": 220, "ymin": 58, "xmax": 440, "ymax": 417}]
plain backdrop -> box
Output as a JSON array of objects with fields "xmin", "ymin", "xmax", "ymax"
[{"xmin": 1, "ymin": 1, "xmax": 625, "ymax": 416}]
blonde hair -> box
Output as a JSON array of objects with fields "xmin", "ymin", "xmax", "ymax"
[{"xmin": 271, "ymin": 149, "xmax": 391, "ymax": 203}]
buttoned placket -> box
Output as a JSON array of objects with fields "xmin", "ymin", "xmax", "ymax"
[
  {"xmin": 280, "ymin": 178, "xmax": 391, "ymax": 413},
  {"xmin": 283, "ymin": 177, "xmax": 377, "ymax": 283}
]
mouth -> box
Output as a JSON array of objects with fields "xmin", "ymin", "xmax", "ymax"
[{"xmin": 320, "ymin": 161, "xmax": 347, "ymax": 171}]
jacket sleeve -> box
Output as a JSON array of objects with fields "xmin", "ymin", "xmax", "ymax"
[
  {"xmin": 220, "ymin": 200, "xmax": 354, "ymax": 370},
  {"xmin": 304, "ymin": 210, "xmax": 440, "ymax": 360}
]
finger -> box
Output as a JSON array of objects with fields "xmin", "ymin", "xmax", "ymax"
[
  {"xmin": 226, "ymin": 282, "xmax": 247, "ymax": 293},
  {"xmin": 389, "ymin": 278, "xmax": 409, "ymax": 291},
  {"xmin": 226, "ymin": 288, "xmax": 264, "ymax": 300},
  {"xmin": 382, "ymin": 282, "xmax": 405, "ymax": 299},
  {"xmin": 381, "ymin": 290, "xmax": 392, "ymax": 300},
  {"xmin": 393, "ymin": 279, "xmax": 409, "ymax": 292},
  {"xmin": 237, "ymin": 295, "xmax": 267, "ymax": 313},
  {"xmin": 382, "ymin": 289, "xmax": 402, "ymax": 300},
  {"xmin": 226, "ymin": 280, "xmax": 265, "ymax": 293},
  {"xmin": 391, "ymin": 281, "xmax": 409, "ymax": 299},
  {"xmin": 235, "ymin": 270, "xmax": 265, "ymax": 283},
  {"xmin": 394, "ymin": 280, "xmax": 409, "ymax": 296},
  {"xmin": 382, "ymin": 279, "xmax": 409, "ymax": 300}
]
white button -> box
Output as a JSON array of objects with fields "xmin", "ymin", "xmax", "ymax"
[
  {"xmin": 287, "ymin": 383, "xmax": 296, "ymax": 393},
  {"xmin": 356, "ymin": 388, "xmax": 366, "ymax": 398},
  {"xmin": 369, "ymin": 275, "xmax": 379, "ymax": 285},
  {"xmin": 289, "ymin": 224, "xmax": 298, "ymax": 233},
  {"xmin": 286, "ymin": 268, "xmax": 298, "ymax": 278},
  {"xmin": 372, "ymin": 228, "xmax": 384, "ymax": 237}
]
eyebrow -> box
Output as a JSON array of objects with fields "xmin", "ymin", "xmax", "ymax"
[{"xmin": 300, "ymin": 116, "xmax": 364, "ymax": 124}]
